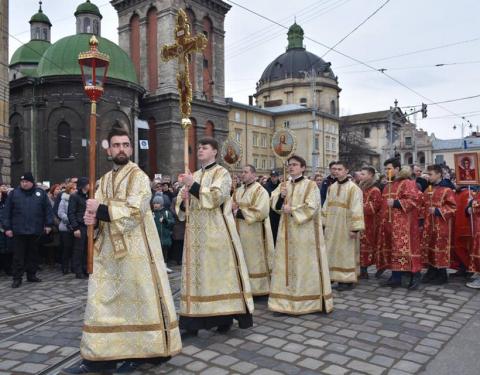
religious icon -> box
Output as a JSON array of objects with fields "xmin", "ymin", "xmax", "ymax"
[
  {"xmin": 272, "ymin": 129, "xmax": 296, "ymax": 159},
  {"xmin": 221, "ymin": 138, "xmax": 242, "ymax": 166},
  {"xmin": 455, "ymin": 152, "xmax": 479, "ymax": 185}
]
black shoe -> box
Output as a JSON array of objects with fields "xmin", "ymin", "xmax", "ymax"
[
  {"xmin": 421, "ymin": 266, "xmax": 438, "ymax": 284},
  {"xmin": 180, "ymin": 329, "xmax": 198, "ymax": 339},
  {"xmin": 76, "ymin": 273, "xmax": 87, "ymax": 279},
  {"xmin": 375, "ymin": 269, "xmax": 386, "ymax": 279},
  {"xmin": 359, "ymin": 270, "xmax": 369, "ymax": 280},
  {"xmin": 60, "ymin": 360, "xmax": 116, "ymax": 374},
  {"xmin": 337, "ymin": 282, "xmax": 354, "ymax": 291},
  {"xmin": 382, "ymin": 276, "xmax": 401, "ymax": 288},
  {"xmin": 62, "ymin": 267, "xmax": 70, "ymax": 275},
  {"xmin": 27, "ymin": 276, "xmax": 41, "ymax": 282},
  {"xmin": 430, "ymin": 269, "xmax": 448, "ymax": 285},
  {"xmin": 11, "ymin": 279, "xmax": 22, "ymax": 288},
  {"xmin": 114, "ymin": 360, "xmax": 142, "ymax": 374},
  {"xmin": 217, "ymin": 324, "xmax": 232, "ymax": 333},
  {"xmin": 408, "ymin": 272, "xmax": 422, "ymax": 290}
]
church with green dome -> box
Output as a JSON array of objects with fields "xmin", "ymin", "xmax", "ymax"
[{"xmin": 9, "ymin": 1, "xmax": 144, "ymax": 183}]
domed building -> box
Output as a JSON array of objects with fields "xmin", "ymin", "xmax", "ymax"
[
  {"xmin": 228, "ymin": 23, "xmax": 341, "ymax": 174},
  {"xmin": 9, "ymin": 1, "xmax": 144, "ymax": 183}
]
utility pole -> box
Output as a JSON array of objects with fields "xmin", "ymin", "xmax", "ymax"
[{"xmin": 388, "ymin": 99, "xmax": 398, "ymax": 158}]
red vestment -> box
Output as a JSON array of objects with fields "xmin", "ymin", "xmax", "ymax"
[
  {"xmin": 452, "ymin": 189, "xmax": 472, "ymax": 269},
  {"xmin": 469, "ymin": 195, "xmax": 480, "ymax": 272},
  {"xmin": 378, "ymin": 178, "xmax": 422, "ymax": 272},
  {"xmin": 420, "ymin": 186, "xmax": 456, "ymax": 268},
  {"xmin": 360, "ymin": 185, "xmax": 382, "ymax": 267}
]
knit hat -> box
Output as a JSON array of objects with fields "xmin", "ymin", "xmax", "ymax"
[
  {"xmin": 152, "ymin": 194, "xmax": 164, "ymax": 206},
  {"xmin": 77, "ymin": 177, "xmax": 89, "ymax": 190},
  {"xmin": 20, "ymin": 172, "xmax": 35, "ymax": 184}
]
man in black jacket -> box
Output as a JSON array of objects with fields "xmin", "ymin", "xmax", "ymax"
[
  {"xmin": 4, "ymin": 173, "xmax": 54, "ymax": 288},
  {"xmin": 265, "ymin": 170, "xmax": 280, "ymax": 244},
  {"xmin": 67, "ymin": 177, "xmax": 89, "ymax": 279},
  {"xmin": 320, "ymin": 161, "xmax": 337, "ymax": 206}
]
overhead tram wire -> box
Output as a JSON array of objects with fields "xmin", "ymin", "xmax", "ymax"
[
  {"xmin": 321, "ymin": 0, "xmax": 391, "ymax": 59},
  {"xmin": 341, "ymin": 60, "xmax": 480, "ymax": 74},
  {"xmin": 226, "ymin": 0, "xmax": 352, "ymax": 60},
  {"xmin": 224, "ymin": 0, "xmax": 473, "ymax": 124},
  {"xmin": 400, "ymin": 94, "xmax": 480, "ymax": 109},
  {"xmin": 334, "ymin": 36, "xmax": 480, "ymax": 70}
]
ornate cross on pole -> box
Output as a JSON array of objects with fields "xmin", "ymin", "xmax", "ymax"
[{"xmin": 161, "ymin": 9, "xmax": 207, "ymax": 313}]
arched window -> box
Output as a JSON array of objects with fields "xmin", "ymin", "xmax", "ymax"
[
  {"xmin": 35, "ymin": 27, "xmax": 40, "ymax": 39},
  {"xmin": 12, "ymin": 126, "xmax": 22, "ymax": 162},
  {"xmin": 330, "ymin": 100, "xmax": 336, "ymax": 115},
  {"xmin": 83, "ymin": 17, "xmax": 91, "ymax": 33},
  {"xmin": 417, "ymin": 151, "xmax": 425, "ymax": 164},
  {"xmin": 205, "ymin": 121, "xmax": 214, "ymax": 137},
  {"xmin": 93, "ymin": 20, "xmax": 99, "ymax": 35},
  {"xmin": 57, "ymin": 122, "xmax": 71, "ymax": 158},
  {"xmin": 42, "ymin": 28, "xmax": 48, "ymax": 40},
  {"xmin": 405, "ymin": 152, "xmax": 413, "ymax": 165}
]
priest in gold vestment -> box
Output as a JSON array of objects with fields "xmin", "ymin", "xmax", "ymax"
[
  {"xmin": 177, "ymin": 137, "xmax": 254, "ymax": 335},
  {"xmin": 268, "ymin": 155, "xmax": 333, "ymax": 315},
  {"xmin": 63, "ymin": 127, "xmax": 181, "ymax": 375},
  {"xmin": 233, "ymin": 165, "xmax": 274, "ymax": 296},
  {"xmin": 322, "ymin": 161, "xmax": 365, "ymax": 291}
]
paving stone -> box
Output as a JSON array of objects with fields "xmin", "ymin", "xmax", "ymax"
[
  {"xmin": 414, "ymin": 345, "xmax": 439, "ymax": 356},
  {"xmin": 230, "ymin": 361, "xmax": 258, "ymax": 373},
  {"xmin": 185, "ymin": 361, "xmax": 207, "ymax": 372},
  {"xmin": 302, "ymin": 347, "xmax": 325, "ymax": 358},
  {"xmin": 211, "ymin": 354, "xmax": 239, "ymax": 367},
  {"xmin": 11, "ymin": 363, "xmax": 47, "ymax": 374},
  {"xmin": 0, "ymin": 360, "xmax": 20, "ymax": 370},
  {"xmin": 168, "ymin": 354, "xmax": 194, "ymax": 367},
  {"xmin": 419, "ymin": 338, "xmax": 444, "ymax": 349},
  {"xmin": 322, "ymin": 353, "xmax": 350, "ymax": 365},
  {"xmin": 246, "ymin": 333, "xmax": 268, "ymax": 343},
  {"xmin": 403, "ymin": 352, "xmax": 431, "ymax": 364},
  {"xmin": 337, "ymin": 329, "xmax": 357, "ymax": 338},
  {"xmin": 347, "ymin": 360, "xmax": 385, "ymax": 375},
  {"xmin": 393, "ymin": 360, "xmax": 422, "ymax": 373},
  {"xmin": 326, "ymin": 343, "xmax": 348, "ymax": 353},
  {"xmin": 251, "ymin": 369, "xmax": 283, "ymax": 375},
  {"xmin": 322, "ymin": 364, "xmax": 349, "ymax": 375},
  {"xmin": 257, "ymin": 347, "xmax": 280, "ymax": 357},
  {"xmin": 193, "ymin": 349, "xmax": 219, "ymax": 361},
  {"xmin": 199, "ymin": 366, "xmax": 228, "ymax": 375},
  {"xmin": 283, "ymin": 342, "xmax": 306, "ymax": 353},
  {"xmin": 225, "ymin": 338, "xmax": 244, "ymax": 347},
  {"xmin": 264, "ymin": 337, "xmax": 288, "ymax": 348},
  {"xmin": 370, "ymin": 355, "xmax": 395, "ymax": 367},
  {"xmin": 357, "ymin": 332, "xmax": 381, "ymax": 343},
  {"xmin": 297, "ymin": 358, "xmax": 324, "ymax": 370},
  {"xmin": 9, "ymin": 343, "xmax": 41, "ymax": 352},
  {"xmin": 305, "ymin": 338, "xmax": 328, "ymax": 348},
  {"xmin": 346, "ymin": 348, "xmax": 371, "ymax": 360},
  {"xmin": 274, "ymin": 351, "xmax": 300, "ymax": 362}
]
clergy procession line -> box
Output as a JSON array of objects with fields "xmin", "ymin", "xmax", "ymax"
[{"xmin": 19, "ymin": 128, "xmax": 471, "ymax": 374}]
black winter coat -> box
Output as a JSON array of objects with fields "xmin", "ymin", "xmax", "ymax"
[
  {"xmin": 3, "ymin": 187, "xmax": 54, "ymax": 235},
  {"xmin": 68, "ymin": 190, "xmax": 88, "ymax": 231}
]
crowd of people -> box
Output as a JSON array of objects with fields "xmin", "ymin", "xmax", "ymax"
[{"xmin": 2, "ymin": 128, "xmax": 480, "ymax": 373}]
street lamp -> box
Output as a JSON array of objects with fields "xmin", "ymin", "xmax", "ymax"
[
  {"xmin": 78, "ymin": 35, "xmax": 109, "ymax": 274},
  {"xmin": 453, "ymin": 122, "xmax": 472, "ymax": 139}
]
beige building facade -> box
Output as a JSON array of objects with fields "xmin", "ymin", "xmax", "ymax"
[
  {"xmin": 227, "ymin": 22, "xmax": 340, "ymax": 175},
  {"xmin": 0, "ymin": 0, "xmax": 10, "ymax": 183},
  {"xmin": 432, "ymin": 136, "xmax": 480, "ymax": 169}
]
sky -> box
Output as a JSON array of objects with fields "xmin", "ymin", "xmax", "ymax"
[{"xmin": 8, "ymin": 0, "xmax": 480, "ymax": 139}]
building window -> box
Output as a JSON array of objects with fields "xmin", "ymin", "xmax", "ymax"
[
  {"xmin": 300, "ymin": 97, "xmax": 307, "ymax": 107},
  {"xmin": 57, "ymin": 122, "xmax": 72, "ymax": 158},
  {"xmin": 364, "ymin": 128, "xmax": 371, "ymax": 138},
  {"xmin": 435, "ymin": 155, "xmax": 444, "ymax": 165},
  {"xmin": 330, "ymin": 100, "xmax": 336, "ymax": 115},
  {"xmin": 271, "ymin": 158, "xmax": 275, "ymax": 168},
  {"xmin": 203, "ymin": 58, "xmax": 209, "ymax": 68},
  {"xmin": 83, "ymin": 17, "xmax": 91, "ymax": 33},
  {"xmin": 235, "ymin": 129, "xmax": 242, "ymax": 142},
  {"xmin": 325, "ymin": 136, "xmax": 331, "ymax": 151},
  {"xmin": 261, "ymin": 159, "xmax": 266, "ymax": 169},
  {"xmin": 234, "ymin": 112, "xmax": 241, "ymax": 122},
  {"xmin": 314, "ymin": 136, "xmax": 319, "ymax": 150},
  {"xmin": 12, "ymin": 126, "xmax": 22, "ymax": 162},
  {"xmin": 42, "ymin": 28, "xmax": 48, "ymax": 40},
  {"xmin": 283, "ymin": 121, "xmax": 290, "ymax": 128},
  {"xmin": 331, "ymin": 137, "xmax": 336, "ymax": 150},
  {"xmin": 418, "ymin": 151, "xmax": 425, "ymax": 164},
  {"xmin": 253, "ymin": 132, "xmax": 258, "ymax": 146},
  {"xmin": 93, "ymin": 19, "xmax": 99, "ymax": 35},
  {"xmin": 261, "ymin": 134, "xmax": 267, "ymax": 148},
  {"xmin": 253, "ymin": 157, "xmax": 258, "ymax": 168},
  {"xmin": 405, "ymin": 136, "xmax": 412, "ymax": 146}
]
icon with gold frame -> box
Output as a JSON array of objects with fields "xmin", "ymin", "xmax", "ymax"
[
  {"xmin": 221, "ymin": 138, "xmax": 242, "ymax": 166},
  {"xmin": 272, "ymin": 129, "xmax": 296, "ymax": 160}
]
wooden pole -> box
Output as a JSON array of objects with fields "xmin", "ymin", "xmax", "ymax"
[
  {"xmin": 283, "ymin": 161, "xmax": 289, "ymax": 287},
  {"xmin": 184, "ymin": 124, "xmax": 191, "ymax": 313},
  {"xmin": 86, "ymin": 100, "xmax": 96, "ymax": 274}
]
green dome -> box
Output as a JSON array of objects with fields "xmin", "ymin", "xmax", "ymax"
[
  {"xmin": 287, "ymin": 22, "xmax": 304, "ymax": 50},
  {"xmin": 29, "ymin": 9, "xmax": 52, "ymax": 26},
  {"xmin": 37, "ymin": 34, "xmax": 137, "ymax": 84},
  {"xmin": 10, "ymin": 40, "xmax": 51, "ymax": 67},
  {"xmin": 74, "ymin": 0, "xmax": 102, "ymax": 19}
]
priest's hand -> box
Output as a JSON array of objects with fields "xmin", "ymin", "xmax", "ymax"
[
  {"xmin": 86, "ymin": 199, "xmax": 100, "ymax": 215},
  {"xmin": 232, "ymin": 201, "xmax": 239, "ymax": 212},
  {"xmin": 181, "ymin": 189, "xmax": 190, "ymax": 200},
  {"xmin": 84, "ymin": 212, "xmax": 97, "ymax": 226},
  {"xmin": 467, "ymin": 207, "xmax": 473, "ymax": 215},
  {"xmin": 387, "ymin": 198, "xmax": 394, "ymax": 207},
  {"xmin": 282, "ymin": 204, "xmax": 292, "ymax": 214},
  {"xmin": 349, "ymin": 231, "xmax": 358, "ymax": 239},
  {"xmin": 180, "ymin": 171, "xmax": 194, "ymax": 187},
  {"xmin": 428, "ymin": 207, "xmax": 436, "ymax": 214},
  {"xmin": 280, "ymin": 185, "xmax": 288, "ymax": 198}
]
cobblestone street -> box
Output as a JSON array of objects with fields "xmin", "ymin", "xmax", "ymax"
[{"xmin": 0, "ymin": 267, "xmax": 479, "ymax": 374}]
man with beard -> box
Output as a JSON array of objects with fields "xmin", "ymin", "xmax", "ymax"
[
  {"xmin": 62, "ymin": 126, "xmax": 181, "ymax": 374},
  {"xmin": 176, "ymin": 137, "xmax": 254, "ymax": 336}
]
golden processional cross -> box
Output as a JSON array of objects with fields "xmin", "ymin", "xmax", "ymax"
[{"xmin": 161, "ymin": 9, "xmax": 207, "ymax": 313}]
